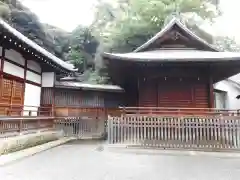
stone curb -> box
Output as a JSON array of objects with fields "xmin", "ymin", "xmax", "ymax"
[
  {"xmin": 106, "ymin": 145, "xmax": 240, "ymax": 158},
  {"xmin": 0, "ymin": 137, "xmax": 75, "ymax": 166}
]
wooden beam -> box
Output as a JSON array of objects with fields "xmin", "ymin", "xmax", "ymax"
[
  {"xmin": 209, "ymin": 75, "xmax": 214, "ymax": 108},
  {"xmin": 0, "ymin": 47, "xmax": 5, "ymax": 103}
]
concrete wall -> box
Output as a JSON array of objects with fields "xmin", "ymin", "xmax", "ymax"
[
  {"xmin": 214, "ymin": 80, "xmax": 240, "ymax": 109},
  {"xmin": 0, "ymin": 131, "xmax": 63, "ymax": 155}
]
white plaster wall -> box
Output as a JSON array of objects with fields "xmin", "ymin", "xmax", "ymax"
[
  {"xmin": 0, "ymin": 47, "xmax": 2, "ymax": 69},
  {"xmin": 26, "ymin": 70, "xmax": 41, "ymax": 84},
  {"xmin": 214, "ymin": 81, "xmax": 240, "ymax": 109},
  {"xmin": 3, "ymin": 61, "xmax": 24, "ymax": 78},
  {"xmin": 5, "ymin": 49, "xmax": 25, "ymax": 65},
  {"xmin": 0, "ymin": 46, "xmax": 3, "ymax": 56},
  {"xmin": 42, "ymin": 72, "xmax": 55, "ymax": 87},
  {"xmin": 27, "ymin": 60, "xmax": 41, "ymax": 73},
  {"xmin": 23, "ymin": 83, "xmax": 41, "ymax": 116}
]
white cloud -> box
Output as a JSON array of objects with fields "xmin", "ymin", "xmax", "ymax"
[
  {"xmin": 214, "ymin": 0, "xmax": 240, "ymax": 41},
  {"xmin": 20, "ymin": 0, "xmax": 96, "ymax": 32},
  {"xmin": 20, "ymin": 0, "xmax": 240, "ymax": 43}
]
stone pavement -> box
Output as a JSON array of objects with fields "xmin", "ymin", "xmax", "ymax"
[
  {"xmin": 0, "ymin": 137, "xmax": 73, "ymax": 166},
  {"xmin": 1, "ymin": 140, "xmax": 240, "ymax": 180}
]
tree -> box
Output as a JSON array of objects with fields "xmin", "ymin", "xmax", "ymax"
[
  {"xmin": 67, "ymin": 25, "xmax": 99, "ymax": 72},
  {"xmin": 214, "ymin": 36, "xmax": 240, "ymax": 52},
  {"xmin": 91, "ymin": 0, "xmax": 221, "ymax": 53},
  {"xmin": 89, "ymin": 0, "xmax": 221, "ymax": 84}
]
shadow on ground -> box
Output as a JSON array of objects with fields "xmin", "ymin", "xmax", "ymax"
[{"xmin": 64, "ymin": 139, "xmax": 107, "ymax": 145}]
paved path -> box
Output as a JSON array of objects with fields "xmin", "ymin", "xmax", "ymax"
[{"xmin": 1, "ymin": 141, "xmax": 240, "ymax": 180}]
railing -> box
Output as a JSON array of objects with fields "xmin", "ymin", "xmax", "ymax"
[
  {"xmin": 2, "ymin": 105, "xmax": 240, "ymax": 145},
  {"xmin": 0, "ymin": 104, "xmax": 55, "ymax": 137},
  {"xmin": 119, "ymin": 107, "xmax": 240, "ymax": 116},
  {"xmin": 0, "ymin": 117, "xmax": 55, "ymax": 137},
  {"xmin": 54, "ymin": 106, "xmax": 121, "ymax": 118},
  {"xmin": 108, "ymin": 115, "xmax": 240, "ymax": 150},
  {"xmin": 0, "ymin": 103, "xmax": 53, "ymax": 116}
]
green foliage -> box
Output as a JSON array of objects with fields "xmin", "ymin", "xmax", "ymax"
[
  {"xmin": 91, "ymin": 0, "xmax": 220, "ymax": 53},
  {"xmin": 214, "ymin": 36, "xmax": 240, "ymax": 52},
  {"xmin": 0, "ymin": 0, "xmax": 235, "ymax": 85},
  {"xmin": 67, "ymin": 25, "xmax": 99, "ymax": 72}
]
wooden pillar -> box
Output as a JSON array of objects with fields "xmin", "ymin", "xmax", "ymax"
[
  {"xmin": 0, "ymin": 47, "xmax": 5, "ymax": 103},
  {"xmin": 208, "ymin": 76, "xmax": 214, "ymax": 108},
  {"xmin": 137, "ymin": 77, "xmax": 140, "ymax": 106},
  {"xmin": 52, "ymin": 87, "xmax": 55, "ymax": 116},
  {"xmin": 21, "ymin": 59, "xmax": 27, "ymax": 115}
]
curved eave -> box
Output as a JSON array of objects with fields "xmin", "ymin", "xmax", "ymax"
[
  {"xmin": 55, "ymin": 81, "xmax": 124, "ymax": 93},
  {"xmin": 103, "ymin": 51, "xmax": 240, "ymax": 63},
  {"xmin": 0, "ymin": 18, "xmax": 76, "ymax": 73}
]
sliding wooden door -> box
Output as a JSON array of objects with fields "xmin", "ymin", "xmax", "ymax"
[{"xmin": 0, "ymin": 77, "xmax": 24, "ymax": 115}]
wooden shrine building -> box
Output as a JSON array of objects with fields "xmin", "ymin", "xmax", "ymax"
[
  {"xmin": 0, "ymin": 18, "xmax": 76, "ymax": 116},
  {"xmin": 41, "ymin": 78, "xmax": 124, "ymax": 117},
  {"xmin": 102, "ymin": 18, "xmax": 240, "ymax": 112}
]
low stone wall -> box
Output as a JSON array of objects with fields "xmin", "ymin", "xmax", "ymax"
[{"xmin": 0, "ymin": 130, "xmax": 64, "ymax": 155}]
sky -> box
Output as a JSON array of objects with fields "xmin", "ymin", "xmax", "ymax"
[
  {"xmin": 20, "ymin": 0, "xmax": 96, "ymax": 32},
  {"xmin": 20, "ymin": 0, "xmax": 240, "ymax": 41}
]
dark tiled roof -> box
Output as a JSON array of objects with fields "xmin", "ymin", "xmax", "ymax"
[
  {"xmin": 103, "ymin": 49, "xmax": 240, "ymax": 62},
  {"xmin": 0, "ymin": 18, "xmax": 76, "ymax": 72},
  {"xmin": 55, "ymin": 81, "xmax": 124, "ymax": 92},
  {"xmin": 134, "ymin": 18, "xmax": 218, "ymax": 52}
]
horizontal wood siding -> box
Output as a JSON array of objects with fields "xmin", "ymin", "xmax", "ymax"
[
  {"xmin": 138, "ymin": 78, "xmax": 209, "ymax": 109},
  {"xmin": 194, "ymin": 83, "xmax": 209, "ymax": 108},
  {"xmin": 158, "ymin": 82, "xmax": 193, "ymax": 108},
  {"xmin": 54, "ymin": 89, "xmax": 104, "ymax": 107}
]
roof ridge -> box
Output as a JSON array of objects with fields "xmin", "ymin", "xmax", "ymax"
[{"xmin": 133, "ymin": 17, "xmax": 218, "ymax": 53}]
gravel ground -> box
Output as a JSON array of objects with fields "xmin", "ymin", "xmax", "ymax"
[{"xmin": 0, "ymin": 140, "xmax": 240, "ymax": 180}]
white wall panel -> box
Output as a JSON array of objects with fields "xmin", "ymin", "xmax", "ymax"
[
  {"xmin": 214, "ymin": 81, "xmax": 240, "ymax": 109},
  {"xmin": 27, "ymin": 60, "xmax": 41, "ymax": 73},
  {"xmin": 5, "ymin": 49, "xmax": 25, "ymax": 65},
  {"xmin": 23, "ymin": 83, "xmax": 41, "ymax": 116},
  {"xmin": 0, "ymin": 46, "xmax": 3, "ymax": 56},
  {"xmin": 3, "ymin": 61, "xmax": 24, "ymax": 78},
  {"xmin": 42, "ymin": 72, "xmax": 55, "ymax": 87},
  {"xmin": 26, "ymin": 70, "xmax": 41, "ymax": 84},
  {"xmin": 0, "ymin": 46, "xmax": 2, "ymax": 69}
]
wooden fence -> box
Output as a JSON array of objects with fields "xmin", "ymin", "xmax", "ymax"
[
  {"xmin": 108, "ymin": 115, "xmax": 240, "ymax": 150},
  {"xmin": 119, "ymin": 107, "xmax": 240, "ymax": 116},
  {"xmin": 0, "ymin": 117, "xmax": 55, "ymax": 137},
  {"xmin": 0, "ymin": 103, "xmax": 53, "ymax": 116}
]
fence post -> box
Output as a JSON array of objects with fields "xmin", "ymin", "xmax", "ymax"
[
  {"xmin": 0, "ymin": 120, "xmax": 3, "ymax": 135},
  {"xmin": 19, "ymin": 119, "xmax": 23, "ymax": 135}
]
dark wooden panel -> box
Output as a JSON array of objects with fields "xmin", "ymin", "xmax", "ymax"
[
  {"xmin": 11, "ymin": 80, "xmax": 24, "ymax": 105},
  {"xmin": 194, "ymin": 83, "xmax": 209, "ymax": 108},
  {"xmin": 1, "ymin": 78, "xmax": 12, "ymax": 105},
  {"xmin": 137, "ymin": 77, "xmax": 209, "ymax": 109},
  {"xmin": 41, "ymin": 88, "xmax": 54, "ymax": 105},
  {"xmin": 0, "ymin": 78, "xmax": 24, "ymax": 115},
  {"xmin": 138, "ymin": 79, "xmax": 158, "ymax": 107},
  {"xmin": 54, "ymin": 89, "xmax": 104, "ymax": 107},
  {"xmin": 158, "ymin": 81, "xmax": 193, "ymax": 108}
]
